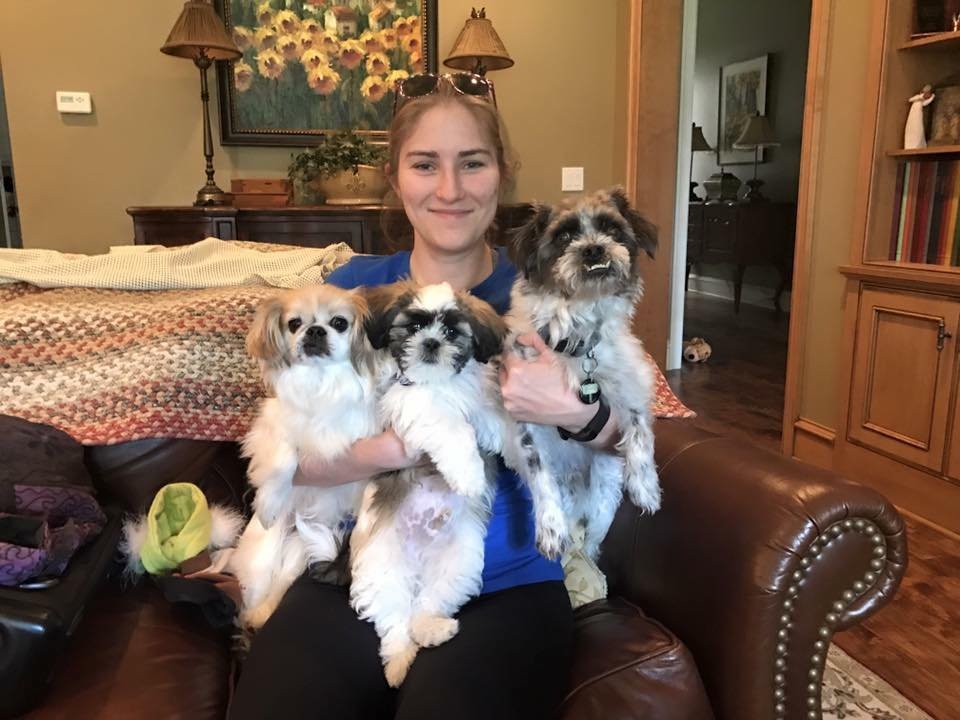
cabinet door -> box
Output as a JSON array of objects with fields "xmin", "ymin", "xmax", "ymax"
[
  {"xmin": 702, "ymin": 204, "xmax": 736, "ymax": 263},
  {"xmin": 848, "ymin": 287, "xmax": 960, "ymax": 471}
]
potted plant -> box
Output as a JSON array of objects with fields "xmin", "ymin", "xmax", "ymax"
[{"xmin": 288, "ymin": 131, "xmax": 389, "ymax": 205}]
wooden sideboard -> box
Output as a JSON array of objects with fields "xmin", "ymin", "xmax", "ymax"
[
  {"xmin": 686, "ymin": 200, "xmax": 796, "ymax": 313},
  {"xmin": 126, "ymin": 205, "xmax": 533, "ymax": 255}
]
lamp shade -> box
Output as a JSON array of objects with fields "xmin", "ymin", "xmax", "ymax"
[
  {"xmin": 444, "ymin": 8, "xmax": 514, "ymax": 73},
  {"xmin": 161, "ymin": 0, "xmax": 241, "ymax": 61},
  {"xmin": 733, "ymin": 113, "xmax": 780, "ymax": 149},
  {"xmin": 691, "ymin": 123, "xmax": 712, "ymax": 152}
]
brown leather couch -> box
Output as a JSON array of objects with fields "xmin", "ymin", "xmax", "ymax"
[{"xmin": 19, "ymin": 419, "xmax": 906, "ymax": 720}]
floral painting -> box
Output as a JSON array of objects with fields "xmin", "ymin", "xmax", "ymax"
[
  {"xmin": 718, "ymin": 54, "xmax": 768, "ymax": 165},
  {"xmin": 215, "ymin": 0, "xmax": 437, "ymax": 146}
]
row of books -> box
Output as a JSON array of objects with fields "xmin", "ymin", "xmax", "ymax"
[{"xmin": 889, "ymin": 159, "xmax": 960, "ymax": 265}]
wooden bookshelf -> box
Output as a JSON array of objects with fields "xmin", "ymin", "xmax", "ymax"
[
  {"xmin": 899, "ymin": 31, "xmax": 960, "ymax": 50},
  {"xmin": 833, "ymin": 1, "xmax": 960, "ymax": 536},
  {"xmin": 888, "ymin": 144, "xmax": 960, "ymax": 157}
]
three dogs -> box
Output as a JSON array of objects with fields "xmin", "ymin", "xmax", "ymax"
[{"xmin": 232, "ymin": 187, "xmax": 662, "ymax": 684}]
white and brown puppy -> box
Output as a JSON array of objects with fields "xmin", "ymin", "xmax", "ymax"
[
  {"xmin": 349, "ymin": 281, "xmax": 507, "ymax": 687},
  {"xmin": 507, "ymin": 186, "xmax": 661, "ymax": 560},
  {"xmin": 231, "ymin": 284, "xmax": 379, "ymax": 630}
]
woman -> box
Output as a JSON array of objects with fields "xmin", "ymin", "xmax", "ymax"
[{"xmin": 229, "ymin": 74, "xmax": 620, "ymax": 720}]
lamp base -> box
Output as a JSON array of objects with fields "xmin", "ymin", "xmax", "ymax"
[
  {"xmin": 689, "ymin": 181, "xmax": 703, "ymax": 202},
  {"xmin": 742, "ymin": 178, "xmax": 767, "ymax": 202},
  {"xmin": 195, "ymin": 185, "xmax": 233, "ymax": 207}
]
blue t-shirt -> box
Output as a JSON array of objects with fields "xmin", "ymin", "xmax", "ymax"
[{"xmin": 326, "ymin": 248, "xmax": 564, "ymax": 594}]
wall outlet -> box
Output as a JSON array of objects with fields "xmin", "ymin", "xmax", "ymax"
[
  {"xmin": 56, "ymin": 91, "xmax": 92, "ymax": 114},
  {"xmin": 561, "ymin": 166, "xmax": 584, "ymax": 192}
]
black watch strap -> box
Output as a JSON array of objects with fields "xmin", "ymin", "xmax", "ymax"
[{"xmin": 557, "ymin": 397, "xmax": 611, "ymax": 442}]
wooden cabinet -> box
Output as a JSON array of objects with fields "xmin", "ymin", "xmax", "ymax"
[
  {"xmin": 127, "ymin": 206, "xmax": 384, "ymax": 253},
  {"xmin": 686, "ymin": 201, "xmax": 796, "ymax": 312},
  {"xmin": 848, "ymin": 286, "xmax": 960, "ymax": 472},
  {"xmin": 127, "ymin": 205, "xmax": 533, "ymax": 254},
  {"xmin": 832, "ymin": 2, "xmax": 960, "ymax": 533}
]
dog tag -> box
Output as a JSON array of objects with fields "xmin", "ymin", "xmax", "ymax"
[{"xmin": 578, "ymin": 379, "xmax": 601, "ymax": 404}]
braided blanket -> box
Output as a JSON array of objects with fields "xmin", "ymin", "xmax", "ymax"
[{"xmin": 0, "ymin": 243, "xmax": 691, "ymax": 446}]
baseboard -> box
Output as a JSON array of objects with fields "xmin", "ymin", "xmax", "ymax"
[
  {"xmin": 687, "ymin": 273, "xmax": 791, "ymax": 310},
  {"xmin": 792, "ymin": 417, "xmax": 836, "ymax": 470}
]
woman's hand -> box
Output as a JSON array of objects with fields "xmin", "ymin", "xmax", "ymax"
[
  {"xmin": 292, "ymin": 429, "xmax": 422, "ymax": 487},
  {"xmin": 499, "ymin": 333, "xmax": 620, "ymax": 450}
]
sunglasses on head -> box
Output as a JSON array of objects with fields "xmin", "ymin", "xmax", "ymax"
[{"xmin": 392, "ymin": 73, "xmax": 497, "ymax": 116}]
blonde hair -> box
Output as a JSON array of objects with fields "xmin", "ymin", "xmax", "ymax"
[
  {"xmin": 385, "ymin": 80, "xmax": 517, "ymax": 198},
  {"xmin": 378, "ymin": 80, "xmax": 517, "ymax": 250}
]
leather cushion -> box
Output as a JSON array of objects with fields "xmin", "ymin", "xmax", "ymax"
[
  {"xmin": 21, "ymin": 580, "xmax": 232, "ymax": 720},
  {"xmin": 560, "ymin": 597, "xmax": 714, "ymax": 720},
  {"xmin": 84, "ymin": 439, "xmax": 248, "ymax": 514}
]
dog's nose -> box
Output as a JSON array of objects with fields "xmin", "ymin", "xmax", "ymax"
[
  {"xmin": 306, "ymin": 325, "xmax": 327, "ymax": 339},
  {"xmin": 422, "ymin": 338, "xmax": 440, "ymax": 352},
  {"xmin": 582, "ymin": 245, "xmax": 605, "ymax": 261}
]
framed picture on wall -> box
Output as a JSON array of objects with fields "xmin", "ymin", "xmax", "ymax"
[
  {"xmin": 213, "ymin": 0, "xmax": 438, "ymax": 147},
  {"xmin": 718, "ymin": 54, "xmax": 768, "ymax": 165}
]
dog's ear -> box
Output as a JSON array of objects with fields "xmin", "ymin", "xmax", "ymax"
[
  {"xmin": 458, "ymin": 293, "xmax": 507, "ymax": 364},
  {"xmin": 508, "ymin": 203, "xmax": 554, "ymax": 282},
  {"xmin": 609, "ymin": 186, "xmax": 658, "ymax": 259},
  {"xmin": 246, "ymin": 294, "xmax": 288, "ymax": 367},
  {"xmin": 362, "ymin": 283, "xmax": 411, "ymax": 350},
  {"xmin": 348, "ymin": 290, "xmax": 373, "ymax": 373}
]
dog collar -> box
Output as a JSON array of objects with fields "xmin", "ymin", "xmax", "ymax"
[{"xmin": 537, "ymin": 326, "xmax": 601, "ymax": 358}]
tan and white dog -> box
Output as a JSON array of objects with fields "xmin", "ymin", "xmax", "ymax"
[{"xmin": 231, "ymin": 285, "xmax": 379, "ymax": 630}]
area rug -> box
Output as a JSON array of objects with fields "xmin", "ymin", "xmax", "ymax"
[{"xmin": 823, "ymin": 645, "xmax": 933, "ymax": 720}]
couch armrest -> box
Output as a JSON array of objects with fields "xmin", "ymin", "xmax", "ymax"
[{"xmin": 599, "ymin": 420, "xmax": 907, "ymax": 720}]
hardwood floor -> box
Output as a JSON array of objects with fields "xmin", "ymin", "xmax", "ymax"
[
  {"xmin": 666, "ymin": 292, "xmax": 959, "ymax": 720},
  {"xmin": 665, "ymin": 292, "xmax": 787, "ymax": 450}
]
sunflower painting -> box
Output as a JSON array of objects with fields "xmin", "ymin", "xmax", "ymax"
[{"xmin": 215, "ymin": 0, "xmax": 437, "ymax": 146}]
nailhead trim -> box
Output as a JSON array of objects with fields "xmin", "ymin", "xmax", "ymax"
[{"xmin": 772, "ymin": 518, "xmax": 888, "ymax": 719}]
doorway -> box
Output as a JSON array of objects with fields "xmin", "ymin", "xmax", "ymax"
[
  {"xmin": 0, "ymin": 62, "xmax": 21, "ymax": 249},
  {"xmin": 666, "ymin": 0, "xmax": 812, "ymax": 448}
]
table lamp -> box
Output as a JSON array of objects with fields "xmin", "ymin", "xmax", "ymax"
[
  {"xmin": 444, "ymin": 8, "xmax": 514, "ymax": 76},
  {"xmin": 733, "ymin": 113, "xmax": 780, "ymax": 202},
  {"xmin": 689, "ymin": 124, "xmax": 713, "ymax": 201},
  {"xmin": 161, "ymin": 1, "xmax": 241, "ymax": 206}
]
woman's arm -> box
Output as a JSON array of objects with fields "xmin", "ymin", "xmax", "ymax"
[
  {"xmin": 498, "ymin": 333, "xmax": 620, "ymax": 451},
  {"xmin": 292, "ymin": 429, "xmax": 422, "ymax": 486}
]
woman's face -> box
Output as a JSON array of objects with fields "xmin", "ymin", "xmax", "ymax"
[{"xmin": 394, "ymin": 102, "xmax": 501, "ymax": 255}]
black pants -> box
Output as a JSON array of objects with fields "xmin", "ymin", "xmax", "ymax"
[{"xmin": 228, "ymin": 577, "xmax": 574, "ymax": 720}]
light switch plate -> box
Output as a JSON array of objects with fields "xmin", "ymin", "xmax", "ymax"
[
  {"xmin": 562, "ymin": 166, "xmax": 584, "ymax": 192},
  {"xmin": 56, "ymin": 91, "xmax": 92, "ymax": 114}
]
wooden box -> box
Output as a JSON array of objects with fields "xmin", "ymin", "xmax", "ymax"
[{"xmin": 230, "ymin": 178, "xmax": 290, "ymax": 208}]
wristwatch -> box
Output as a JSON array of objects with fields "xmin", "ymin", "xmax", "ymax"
[{"xmin": 557, "ymin": 396, "xmax": 611, "ymax": 442}]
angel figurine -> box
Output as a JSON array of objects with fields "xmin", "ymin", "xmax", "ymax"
[{"xmin": 904, "ymin": 85, "xmax": 935, "ymax": 149}]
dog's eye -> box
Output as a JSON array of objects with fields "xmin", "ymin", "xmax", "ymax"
[
  {"xmin": 287, "ymin": 318, "xmax": 303, "ymax": 333},
  {"xmin": 408, "ymin": 320, "xmax": 426, "ymax": 333},
  {"xmin": 329, "ymin": 316, "xmax": 349, "ymax": 333},
  {"xmin": 443, "ymin": 325, "xmax": 458, "ymax": 341}
]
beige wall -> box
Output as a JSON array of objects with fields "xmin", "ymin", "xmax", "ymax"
[
  {"xmin": 0, "ymin": 0, "xmax": 621, "ymax": 254},
  {"xmin": 796, "ymin": 0, "xmax": 873, "ymax": 429}
]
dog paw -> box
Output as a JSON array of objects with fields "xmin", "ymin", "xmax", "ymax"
[
  {"xmin": 627, "ymin": 468, "xmax": 661, "ymax": 514},
  {"xmin": 444, "ymin": 462, "xmax": 487, "ymax": 499},
  {"xmin": 241, "ymin": 601, "xmax": 275, "ymax": 631},
  {"xmin": 383, "ymin": 645, "xmax": 419, "ymax": 688},
  {"xmin": 536, "ymin": 509, "xmax": 568, "ymax": 560},
  {"xmin": 410, "ymin": 614, "xmax": 459, "ymax": 648}
]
